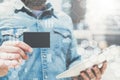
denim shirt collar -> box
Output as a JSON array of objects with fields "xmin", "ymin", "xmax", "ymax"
[{"xmin": 15, "ymin": 3, "xmax": 57, "ymax": 19}]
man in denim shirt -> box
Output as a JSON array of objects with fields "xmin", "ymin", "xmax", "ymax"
[{"xmin": 0, "ymin": 0, "xmax": 107, "ymax": 80}]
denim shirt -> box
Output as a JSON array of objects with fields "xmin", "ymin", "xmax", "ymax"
[{"xmin": 0, "ymin": 4, "xmax": 81, "ymax": 80}]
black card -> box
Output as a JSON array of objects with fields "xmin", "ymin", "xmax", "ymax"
[{"xmin": 23, "ymin": 32, "xmax": 50, "ymax": 48}]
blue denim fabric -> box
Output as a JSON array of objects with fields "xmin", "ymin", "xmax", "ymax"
[{"xmin": 0, "ymin": 5, "xmax": 81, "ymax": 80}]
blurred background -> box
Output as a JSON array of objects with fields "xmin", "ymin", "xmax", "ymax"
[
  {"xmin": 0, "ymin": 0, "xmax": 120, "ymax": 80},
  {"xmin": 59, "ymin": 0, "xmax": 120, "ymax": 48},
  {"xmin": 57, "ymin": 1, "xmax": 120, "ymax": 80}
]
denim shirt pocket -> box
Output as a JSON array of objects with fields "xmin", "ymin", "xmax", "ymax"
[
  {"xmin": 0, "ymin": 26, "xmax": 28, "ymax": 43},
  {"xmin": 53, "ymin": 27, "xmax": 72, "ymax": 54}
]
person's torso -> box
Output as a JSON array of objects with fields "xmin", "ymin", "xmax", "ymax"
[{"xmin": 0, "ymin": 11, "xmax": 73, "ymax": 80}]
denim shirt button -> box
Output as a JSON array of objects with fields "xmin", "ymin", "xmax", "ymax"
[
  {"xmin": 43, "ymin": 54, "xmax": 47, "ymax": 58},
  {"xmin": 12, "ymin": 75, "xmax": 17, "ymax": 78},
  {"xmin": 44, "ymin": 75, "xmax": 48, "ymax": 79},
  {"xmin": 62, "ymin": 38, "xmax": 71, "ymax": 43},
  {"xmin": 63, "ymin": 33, "xmax": 68, "ymax": 37},
  {"xmin": 24, "ymin": 68, "xmax": 28, "ymax": 73}
]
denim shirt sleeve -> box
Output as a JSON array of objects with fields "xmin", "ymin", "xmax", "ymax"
[
  {"xmin": 64, "ymin": 13, "xmax": 81, "ymax": 68},
  {"xmin": 66, "ymin": 29, "xmax": 81, "ymax": 69},
  {"xmin": 0, "ymin": 17, "xmax": 13, "ymax": 79}
]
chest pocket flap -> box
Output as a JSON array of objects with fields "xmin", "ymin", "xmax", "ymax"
[{"xmin": 53, "ymin": 27, "xmax": 71, "ymax": 38}]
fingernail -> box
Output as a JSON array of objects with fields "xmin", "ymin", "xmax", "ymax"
[
  {"xmin": 24, "ymin": 56, "xmax": 28, "ymax": 60},
  {"xmin": 26, "ymin": 56, "xmax": 29, "ymax": 59},
  {"xmin": 29, "ymin": 48, "xmax": 33, "ymax": 53}
]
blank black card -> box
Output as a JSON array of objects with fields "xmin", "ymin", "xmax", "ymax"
[{"xmin": 23, "ymin": 32, "xmax": 50, "ymax": 48}]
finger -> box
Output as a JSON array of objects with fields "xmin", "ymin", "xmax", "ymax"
[
  {"xmin": 0, "ymin": 59, "xmax": 20, "ymax": 68},
  {"xmin": 92, "ymin": 65, "xmax": 102, "ymax": 79},
  {"xmin": 80, "ymin": 72, "xmax": 90, "ymax": 80},
  {"xmin": 86, "ymin": 68, "xmax": 95, "ymax": 79},
  {"xmin": 2, "ymin": 41, "xmax": 33, "ymax": 53},
  {"xmin": 0, "ymin": 52, "xmax": 21, "ymax": 60},
  {"xmin": 0, "ymin": 52, "xmax": 23, "ymax": 65},
  {"xmin": 100, "ymin": 61, "xmax": 107, "ymax": 74},
  {"xmin": 0, "ymin": 46, "xmax": 28, "ymax": 60},
  {"xmin": 17, "ymin": 57, "xmax": 23, "ymax": 65}
]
